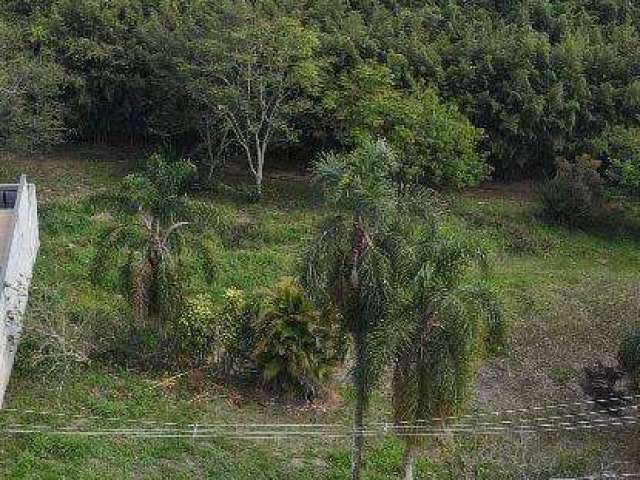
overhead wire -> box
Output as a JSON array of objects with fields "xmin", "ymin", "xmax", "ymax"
[
  {"xmin": 0, "ymin": 394, "xmax": 638, "ymax": 444},
  {"xmin": 1, "ymin": 410, "xmax": 638, "ymax": 440},
  {"xmin": 1, "ymin": 394, "xmax": 638, "ymax": 431},
  {"xmin": 551, "ymin": 474, "xmax": 640, "ymax": 479}
]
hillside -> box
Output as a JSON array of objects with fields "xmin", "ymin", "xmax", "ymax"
[{"xmin": 1, "ymin": 147, "xmax": 639, "ymax": 479}]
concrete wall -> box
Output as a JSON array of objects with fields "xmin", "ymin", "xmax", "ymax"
[{"xmin": 0, "ymin": 176, "xmax": 39, "ymax": 407}]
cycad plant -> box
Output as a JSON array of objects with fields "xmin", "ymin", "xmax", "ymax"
[
  {"xmin": 93, "ymin": 154, "xmax": 196, "ymax": 336},
  {"xmin": 392, "ymin": 228, "xmax": 506, "ymax": 480},
  {"xmin": 252, "ymin": 277, "xmax": 341, "ymax": 400},
  {"xmin": 303, "ymin": 139, "xmax": 402, "ymax": 480}
]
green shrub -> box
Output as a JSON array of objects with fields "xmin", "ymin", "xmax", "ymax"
[
  {"xmin": 251, "ymin": 277, "xmax": 341, "ymax": 399},
  {"xmin": 143, "ymin": 286, "xmax": 256, "ymax": 373},
  {"xmin": 211, "ymin": 287, "xmax": 256, "ymax": 376},
  {"xmin": 171, "ymin": 294, "xmax": 217, "ymax": 367},
  {"xmin": 337, "ymin": 67, "xmax": 488, "ymax": 189},
  {"xmin": 594, "ymin": 125, "xmax": 640, "ymax": 196},
  {"xmin": 397, "ymin": 89, "xmax": 488, "ymax": 189},
  {"xmin": 538, "ymin": 154, "xmax": 605, "ymax": 227},
  {"xmin": 618, "ymin": 332, "xmax": 640, "ymax": 392}
]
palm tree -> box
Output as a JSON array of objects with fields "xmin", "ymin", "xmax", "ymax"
[
  {"xmin": 391, "ymin": 228, "xmax": 506, "ymax": 480},
  {"xmin": 303, "ymin": 139, "xmax": 402, "ymax": 480},
  {"xmin": 93, "ymin": 154, "xmax": 197, "ymax": 335}
]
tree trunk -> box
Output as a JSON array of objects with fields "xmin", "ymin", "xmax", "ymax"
[
  {"xmin": 255, "ymin": 148, "xmax": 264, "ymax": 200},
  {"xmin": 204, "ymin": 121, "xmax": 215, "ymax": 183},
  {"xmin": 351, "ymin": 392, "xmax": 365, "ymax": 480},
  {"xmin": 254, "ymin": 173, "xmax": 263, "ymax": 200},
  {"xmin": 402, "ymin": 443, "xmax": 417, "ymax": 480},
  {"xmin": 351, "ymin": 331, "xmax": 367, "ymax": 480}
]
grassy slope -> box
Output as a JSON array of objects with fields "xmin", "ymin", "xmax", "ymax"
[{"xmin": 1, "ymin": 147, "xmax": 640, "ymax": 479}]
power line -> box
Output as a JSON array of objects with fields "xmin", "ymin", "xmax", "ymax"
[
  {"xmin": 385, "ymin": 394, "xmax": 640, "ymax": 425},
  {"xmin": 2, "ymin": 395, "xmax": 637, "ymax": 431},
  {"xmin": 1, "ymin": 418, "xmax": 637, "ymax": 439},
  {"xmin": 551, "ymin": 474, "xmax": 640, "ymax": 479},
  {"xmin": 2, "ymin": 412, "xmax": 637, "ymax": 440}
]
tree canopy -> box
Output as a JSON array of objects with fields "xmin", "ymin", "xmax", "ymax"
[{"xmin": 1, "ymin": 0, "xmax": 639, "ymax": 184}]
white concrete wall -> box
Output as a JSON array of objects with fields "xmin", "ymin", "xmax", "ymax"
[{"xmin": 0, "ymin": 176, "xmax": 39, "ymax": 407}]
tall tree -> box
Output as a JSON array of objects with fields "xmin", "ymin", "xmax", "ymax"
[
  {"xmin": 186, "ymin": 2, "xmax": 320, "ymax": 198},
  {"xmin": 303, "ymin": 139, "xmax": 401, "ymax": 480},
  {"xmin": 391, "ymin": 228, "xmax": 506, "ymax": 480}
]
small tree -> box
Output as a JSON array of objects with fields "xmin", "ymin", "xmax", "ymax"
[
  {"xmin": 392, "ymin": 230, "xmax": 506, "ymax": 480},
  {"xmin": 186, "ymin": 4, "xmax": 320, "ymax": 198},
  {"xmin": 93, "ymin": 154, "xmax": 196, "ymax": 335},
  {"xmin": 303, "ymin": 139, "xmax": 402, "ymax": 480}
]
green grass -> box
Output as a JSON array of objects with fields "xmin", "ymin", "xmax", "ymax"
[{"xmin": 2, "ymin": 147, "xmax": 640, "ymax": 478}]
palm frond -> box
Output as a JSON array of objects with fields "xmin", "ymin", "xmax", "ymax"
[
  {"xmin": 92, "ymin": 221, "xmax": 145, "ymax": 285},
  {"xmin": 301, "ymin": 215, "xmax": 350, "ymax": 307},
  {"xmin": 163, "ymin": 222, "xmax": 190, "ymax": 243}
]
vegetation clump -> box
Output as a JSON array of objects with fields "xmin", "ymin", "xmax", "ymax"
[
  {"xmin": 7, "ymin": 1, "xmax": 640, "ymax": 191},
  {"xmin": 0, "ymin": 19, "xmax": 65, "ymax": 152},
  {"xmin": 332, "ymin": 67, "xmax": 488, "ymax": 188},
  {"xmin": 303, "ymin": 138, "xmax": 505, "ymax": 479},
  {"xmin": 595, "ymin": 126, "xmax": 640, "ymax": 197},
  {"xmin": 251, "ymin": 277, "xmax": 341, "ymax": 400},
  {"xmin": 5, "ymin": 0, "xmax": 640, "ymax": 476},
  {"xmin": 538, "ymin": 154, "xmax": 605, "ymax": 227},
  {"xmin": 93, "ymin": 154, "xmax": 196, "ymax": 332},
  {"xmin": 619, "ymin": 333, "xmax": 640, "ymax": 392}
]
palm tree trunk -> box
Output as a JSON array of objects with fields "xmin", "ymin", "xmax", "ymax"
[
  {"xmin": 351, "ymin": 389, "xmax": 365, "ymax": 480},
  {"xmin": 402, "ymin": 442, "xmax": 417, "ymax": 480},
  {"xmin": 349, "ymin": 218, "xmax": 370, "ymax": 480},
  {"xmin": 351, "ymin": 331, "xmax": 367, "ymax": 480}
]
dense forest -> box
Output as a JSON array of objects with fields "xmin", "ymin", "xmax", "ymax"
[{"xmin": 1, "ymin": 0, "xmax": 639, "ymax": 191}]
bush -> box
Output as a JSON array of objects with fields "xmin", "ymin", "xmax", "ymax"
[
  {"xmin": 251, "ymin": 277, "xmax": 341, "ymax": 400},
  {"xmin": 146, "ymin": 287, "xmax": 256, "ymax": 373},
  {"xmin": 398, "ymin": 89, "xmax": 488, "ymax": 189},
  {"xmin": 538, "ymin": 154, "xmax": 605, "ymax": 227},
  {"xmin": 618, "ymin": 332, "xmax": 640, "ymax": 392},
  {"xmin": 212, "ymin": 287, "xmax": 256, "ymax": 376},
  {"xmin": 594, "ymin": 125, "xmax": 640, "ymax": 196},
  {"xmin": 171, "ymin": 294, "xmax": 217, "ymax": 367},
  {"xmin": 334, "ymin": 64, "xmax": 488, "ymax": 189}
]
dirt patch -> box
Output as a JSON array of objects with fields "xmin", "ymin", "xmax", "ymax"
[
  {"xmin": 1, "ymin": 145, "xmax": 137, "ymax": 202},
  {"xmin": 219, "ymin": 161, "xmax": 311, "ymax": 185},
  {"xmin": 464, "ymin": 180, "xmax": 536, "ymax": 202},
  {"xmin": 475, "ymin": 280, "xmax": 640, "ymax": 413}
]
